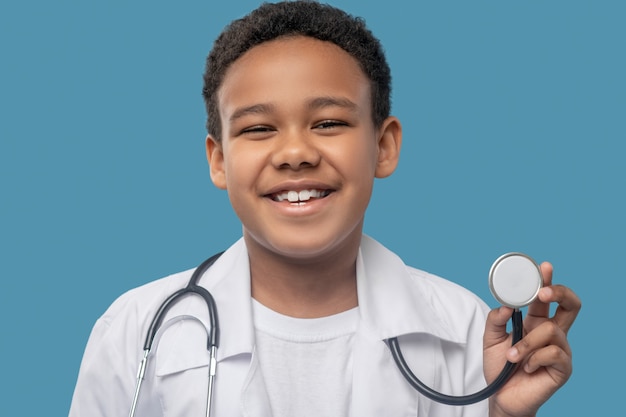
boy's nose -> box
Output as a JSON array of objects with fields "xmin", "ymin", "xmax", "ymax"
[{"xmin": 271, "ymin": 130, "xmax": 321, "ymax": 170}]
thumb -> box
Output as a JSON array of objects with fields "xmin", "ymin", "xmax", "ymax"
[{"xmin": 483, "ymin": 306, "xmax": 514, "ymax": 349}]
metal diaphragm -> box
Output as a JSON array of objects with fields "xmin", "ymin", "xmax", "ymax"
[{"xmin": 489, "ymin": 253, "xmax": 543, "ymax": 308}]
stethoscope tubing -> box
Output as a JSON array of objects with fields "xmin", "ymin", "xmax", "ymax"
[
  {"xmin": 386, "ymin": 309, "xmax": 523, "ymax": 405},
  {"xmin": 144, "ymin": 252, "xmax": 223, "ymax": 351}
]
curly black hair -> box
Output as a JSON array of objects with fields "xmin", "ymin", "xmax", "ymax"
[{"xmin": 202, "ymin": 0, "xmax": 391, "ymax": 141}]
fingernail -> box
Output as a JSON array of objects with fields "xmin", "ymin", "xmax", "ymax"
[
  {"xmin": 541, "ymin": 287, "xmax": 553, "ymax": 299},
  {"xmin": 507, "ymin": 347, "xmax": 519, "ymax": 361}
]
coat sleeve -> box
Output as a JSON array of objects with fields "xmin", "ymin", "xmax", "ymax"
[
  {"xmin": 69, "ymin": 316, "xmax": 135, "ymax": 416},
  {"xmin": 68, "ymin": 290, "xmax": 163, "ymax": 417}
]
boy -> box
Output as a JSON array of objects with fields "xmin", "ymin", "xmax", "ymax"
[{"xmin": 69, "ymin": 1, "xmax": 580, "ymax": 416}]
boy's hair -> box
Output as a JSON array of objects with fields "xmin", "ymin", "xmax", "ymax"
[{"xmin": 202, "ymin": 0, "xmax": 391, "ymax": 141}]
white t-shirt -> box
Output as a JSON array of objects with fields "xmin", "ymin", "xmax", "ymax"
[{"xmin": 253, "ymin": 300, "xmax": 359, "ymax": 417}]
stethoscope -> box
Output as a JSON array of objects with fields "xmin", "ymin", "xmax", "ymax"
[
  {"xmin": 129, "ymin": 252, "xmax": 542, "ymax": 416},
  {"xmin": 129, "ymin": 252, "xmax": 222, "ymax": 417}
]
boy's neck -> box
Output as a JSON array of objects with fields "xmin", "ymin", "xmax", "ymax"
[{"xmin": 245, "ymin": 235, "xmax": 360, "ymax": 319}]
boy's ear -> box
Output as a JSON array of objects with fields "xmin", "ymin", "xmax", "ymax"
[
  {"xmin": 205, "ymin": 135, "xmax": 227, "ymax": 190},
  {"xmin": 375, "ymin": 116, "xmax": 402, "ymax": 178}
]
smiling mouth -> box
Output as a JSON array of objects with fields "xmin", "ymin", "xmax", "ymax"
[{"xmin": 269, "ymin": 189, "xmax": 333, "ymax": 203}]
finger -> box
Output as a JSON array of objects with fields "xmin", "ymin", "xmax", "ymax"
[
  {"xmin": 506, "ymin": 320, "xmax": 570, "ymax": 364},
  {"xmin": 523, "ymin": 344, "xmax": 572, "ymax": 378},
  {"xmin": 484, "ymin": 306, "xmax": 514, "ymax": 348},
  {"xmin": 527, "ymin": 262, "xmax": 553, "ymax": 319},
  {"xmin": 537, "ymin": 284, "xmax": 582, "ymax": 334}
]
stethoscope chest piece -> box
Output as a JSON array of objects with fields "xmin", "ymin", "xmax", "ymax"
[{"xmin": 489, "ymin": 253, "xmax": 542, "ymax": 309}]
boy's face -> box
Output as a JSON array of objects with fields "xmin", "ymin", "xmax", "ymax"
[{"xmin": 207, "ymin": 36, "xmax": 401, "ymax": 261}]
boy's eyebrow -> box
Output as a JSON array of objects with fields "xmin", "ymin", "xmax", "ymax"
[
  {"xmin": 229, "ymin": 103, "xmax": 275, "ymax": 122},
  {"xmin": 307, "ymin": 96, "xmax": 359, "ymax": 112}
]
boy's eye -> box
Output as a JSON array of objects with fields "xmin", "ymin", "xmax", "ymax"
[
  {"xmin": 313, "ymin": 120, "xmax": 348, "ymax": 130},
  {"xmin": 239, "ymin": 125, "xmax": 275, "ymax": 135}
]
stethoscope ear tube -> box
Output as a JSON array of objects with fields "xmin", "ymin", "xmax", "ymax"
[{"xmin": 386, "ymin": 309, "xmax": 523, "ymax": 405}]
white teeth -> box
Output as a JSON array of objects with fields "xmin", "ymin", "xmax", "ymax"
[
  {"xmin": 298, "ymin": 190, "xmax": 311, "ymax": 201},
  {"xmin": 275, "ymin": 189, "xmax": 325, "ymax": 203},
  {"xmin": 287, "ymin": 191, "xmax": 299, "ymax": 202}
]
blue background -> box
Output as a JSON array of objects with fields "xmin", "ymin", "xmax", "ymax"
[{"xmin": 1, "ymin": 0, "xmax": 623, "ymax": 415}]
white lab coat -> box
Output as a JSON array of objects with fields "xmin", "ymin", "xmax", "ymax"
[{"xmin": 69, "ymin": 235, "xmax": 490, "ymax": 417}]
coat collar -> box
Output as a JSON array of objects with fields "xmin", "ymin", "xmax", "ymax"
[
  {"xmin": 356, "ymin": 235, "xmax": 465, "ymax": 344},
  {"xmin": 155, "ymin": 235, "xmax": 466, "ymax": 376},
  {"xmin": 202, "ymin": 234, "xmax": 466, "ymax": 359},
  {"xmin": 153, "ymin": 239, "xmax": 253, "ymax": 376}
]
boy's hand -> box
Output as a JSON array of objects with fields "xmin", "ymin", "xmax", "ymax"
[{"xmin": 483, "ymin": 262, "xmax": 581, "ymax": 417}]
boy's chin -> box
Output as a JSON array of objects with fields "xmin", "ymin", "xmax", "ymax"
[{"xmin": 243, "ymin": 228, "xmax": 362, "ymax": 262}]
